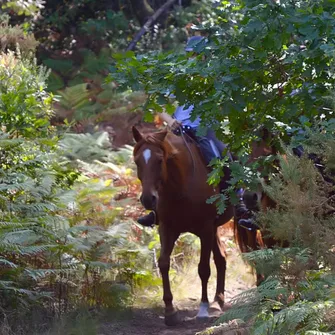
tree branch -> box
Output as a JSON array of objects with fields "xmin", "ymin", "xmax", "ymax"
[{"xmin": 126, "ymin": 0, "xmax": 178, "ymax": 51}]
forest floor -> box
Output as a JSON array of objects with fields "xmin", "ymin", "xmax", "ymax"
[{"xmin": 99, "ymin": 223, "xmax": 255, "ymax": 335}]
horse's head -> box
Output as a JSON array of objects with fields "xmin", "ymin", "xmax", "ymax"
[
  {"xmin": 132, "ymin": 126, "xmax": 178, "ymax": 211},
  {"xmin": 249, "ymin": 127, "xmax": 278, "ymax": 162}
]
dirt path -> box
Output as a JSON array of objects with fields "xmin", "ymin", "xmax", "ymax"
[
  {"xmin": 99, "ymin": 279, "xmax": 251, "ymax": 335},
  {"xmin": 99, "ymin": 228, "xmax": 255, "ymax": 335},
  {"xmin": 99, "ymin": 306, "xmax": 218, "ymax": 335}
]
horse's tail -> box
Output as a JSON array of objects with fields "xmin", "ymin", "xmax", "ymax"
[{"xmin": 233, "ymin": 216, "xmax": 263, "ymax": 253}]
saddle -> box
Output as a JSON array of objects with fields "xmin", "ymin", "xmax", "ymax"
[
  {"xmin": 173, "ymin": 125, "xmax": 198, "ymax": 142},
  {"xmin": 173, "ymin": 125, "xmax": 225, "ymax": 159}
]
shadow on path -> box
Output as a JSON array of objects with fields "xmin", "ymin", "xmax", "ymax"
[{"xmin": 99, "ymin": 305, "xmax": 222, "ymax": 335}]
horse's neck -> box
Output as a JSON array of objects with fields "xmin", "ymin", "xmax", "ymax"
[{"xmin": 162, "ymin": 137, "xmax": 207, "ymax": 195}]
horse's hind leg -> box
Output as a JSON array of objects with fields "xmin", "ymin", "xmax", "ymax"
[
  {"xmin": 197, "ymin": 229, "xmax": 213, "ymax": 319},
  {"xmin": 212, "ymin": 230, "xmax": 227, "ymax": 310},
  {"xmin": 158, "ymin": 225, "xmax": 179, "ymax": 326}
]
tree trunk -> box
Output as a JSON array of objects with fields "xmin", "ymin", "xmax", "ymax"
[{"xmin": 129, "ymin": 0, "xmax": 155, "ymax": 26}]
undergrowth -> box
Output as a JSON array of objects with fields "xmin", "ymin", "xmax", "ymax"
[
  {"xmin": 0, "ymin": 49, "xmax": 165, "ymax": 333},
  {"xmin": 215, "ymin": 122, "xmax": 335, "ymax": 335}
]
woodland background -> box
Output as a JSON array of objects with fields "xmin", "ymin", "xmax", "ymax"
[{"xmin": 0, "ymin": 0, "xmax": 334, "ymax": 334}]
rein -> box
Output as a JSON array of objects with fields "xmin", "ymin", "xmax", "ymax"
[{"xmin": 175, "ymin": 125, "xmax": 197, "ymax": 177}]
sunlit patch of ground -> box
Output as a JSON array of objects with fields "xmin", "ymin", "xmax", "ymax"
[
  {"xmin": 98, "ymin": 222, "xmax": 256, "ymax": 335},
  {"xmin": 134, "ymin": 221, "xmax": 255, "ymax": 309},
  {"xmin": 168, "ymin": 222, "xmax": 255, "ymax": 310}
]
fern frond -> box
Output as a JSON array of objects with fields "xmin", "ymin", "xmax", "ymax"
[
  {"xmin": 24, "ymin": 268, "xmax": 76, "ymax": 281},
  {"xmin": 0, "ymin": 258, "xmax": 17, "ymax": 268},
  {"xmin": 253, "ymin": 300, "xmax": 334, "ymax": 335},
  {"xmin": 81, "ymin": 261, "xmax": 113, "ymax": 269},
  {"xmin": 305, "ymin": 331, "xmax": 335, "ymax": 335},
  {"xmin": 19, "ymin": 244, "xmax": 57, "ymax": 256},
  {"xmin": 59, "ymin": 131, "xmax": 112, "ymax": 163}
]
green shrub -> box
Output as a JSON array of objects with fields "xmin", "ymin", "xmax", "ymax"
[
  {"xmin": 0, "ymin": 50, "xmax": 143, "ymax": 330},
  {"xmin": 0, "ymin": 51, "xmax": 52, "ymax": 138},
  {"xmin": 0, "ymin": 14, "xmax": 38, "ymax": 55},
  {"xmin": 215, "ymin": 122, "xmax": 335, "ymax": 334}
]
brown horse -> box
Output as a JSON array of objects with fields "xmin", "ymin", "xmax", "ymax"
[
  {"xmin": 233, "ymin": 129, "xmax": 288, "ymax": 284},
  {"xmin": 132, "ymin": 126, "xmax": 234, "ymax": 326}
]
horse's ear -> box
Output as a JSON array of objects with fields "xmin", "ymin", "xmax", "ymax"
[
  {"xmin": 132, "ymin": 126, "xmax": 143, "ymax": 143},
  {"xmin": 261, "ymin": 127, "xmax": 271, "ymax": 141},
  {"xmin": 154, "ymin": 130, "xmax": 167, "ymax": 143}
]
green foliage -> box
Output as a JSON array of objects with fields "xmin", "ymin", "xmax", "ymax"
[
  {"xmin": 58, "ymin": 131, "xmax": 161, "ymax": 290},
  {"xmin": 59, "ymin": 131, "xmax": 113, "ymax": 163},
  {"xmin": 258, "ymin": 126, "xmax": 334, "ymax": 262},
  {"xmin": 0, "ymin": 123, "xmax": 162, "ymax": 333},
  {"xmin": 217, "ymin": 263, "xmax": 335, "ymax": 334},
  {"xmin": 4, "ymin": 0, "xmax": 217, "ymax": 131},
  {"xmin": 55, "ymin": 83, "xmax": 147, "ymax": 128},
  {"xmin": 78, "ymin": 10, "xmax": 130, "ymax": 50},
  {"xmin": 43, "ymin": 48, "xmax": 114, "ymax": 91},
  {"xmin": 1, "ymin": 0, "xmax": 45, "ymax": 17},
  {"xmin": 112, "ymin": 0, "xmax": 335, "ymax": 151},
  {"xmin": 0, "ymin": 50, "xmax": 155, "ymax": 332},
  {"xmin": 0, "ymin": 14, "xmax": 38, "ymax": 55},
  {"xmin": 0, "ymin": 50, "xmax": 72, "ymax": 312},
  {"xmin": 0, "ymin": 52, "xmax": 53, "ymax": 138},
  {"xmin": 111, "ymin": 0, "xmax": 335, "ymax": 214},
  {"xmin": 35, "ymin": 0, "xmax": 216, "ymax": 58},
  {"xmin": 214, "ymin": 124, "xmax": 335, "ymax": 334},
  {"xmin": 134, "ymin": 1, "xmax": 219, "ymax": 53}
]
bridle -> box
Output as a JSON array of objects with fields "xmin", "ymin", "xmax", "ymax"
[{"xmin": 173, "ymin": 125, "xmax": 197, "ymax": 177}]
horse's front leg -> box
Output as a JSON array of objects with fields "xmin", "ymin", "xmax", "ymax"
[
  {"xmin": 197, "ymin": 228, "xmax": 214, "ymax": 319},
  {"xmin": 212, "ymin": 229, "xmax": 226, "ymax": 310},
  {"xmin": 158, "ymin": 224, "xmax": 179, "ymax": 326}
]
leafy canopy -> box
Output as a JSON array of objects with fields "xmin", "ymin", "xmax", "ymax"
[{"xmin": 111, "ymin": 0, "xmax": 335, "ymax": 155}]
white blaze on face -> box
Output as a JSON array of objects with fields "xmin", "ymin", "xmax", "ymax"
[{"xmin": 143, "ymin": 148, "xmax": 152, "ymax": 164}]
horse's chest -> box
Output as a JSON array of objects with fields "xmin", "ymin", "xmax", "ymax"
[{"xmin": 157, "ymin": 196, "xmax": 217, "ymax": 231}]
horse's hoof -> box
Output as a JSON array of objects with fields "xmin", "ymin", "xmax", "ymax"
[
  {"xmin": 196, "ymin": 302, "xmax": 209, "ymax": 320},
  {"xmin": 209, "ymin": 300, "xmax": 223, "ymax": 312},
  {"xmin": 164, "ymin": 310, "xmax": 179, "ymax": 326}
]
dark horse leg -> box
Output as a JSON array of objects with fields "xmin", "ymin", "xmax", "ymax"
[
  {"xmin": 212, "ymin": 229, "xmax": 226, "ymax": 309},
  {"xmin": 210, "ymin": 207, "xmax": 234, "ymax": 310},
  {"xmin": 196, "ymin": 228, "xmax": 213, "ymax": 319},
  {"xmin": 158, "ymin": 225, "xmax": 180, "ymax": 326}
]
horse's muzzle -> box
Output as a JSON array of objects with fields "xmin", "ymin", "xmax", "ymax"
[{"xmin": 140, "ymin": 193, "xmax": 158, "ymax": 210}]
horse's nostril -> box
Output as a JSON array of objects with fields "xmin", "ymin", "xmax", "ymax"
[
  {"xmin": 140, "ymin": 193, "xmax": 157, "ymax": 210},
  {"xmin": 152, "ymin": 195, "xmax": 157, "ymax": 206}
]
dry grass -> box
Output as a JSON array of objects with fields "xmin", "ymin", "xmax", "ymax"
[{"xmin": 133, "ymin": 223, "xmax": 256, "ymax": 311}]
